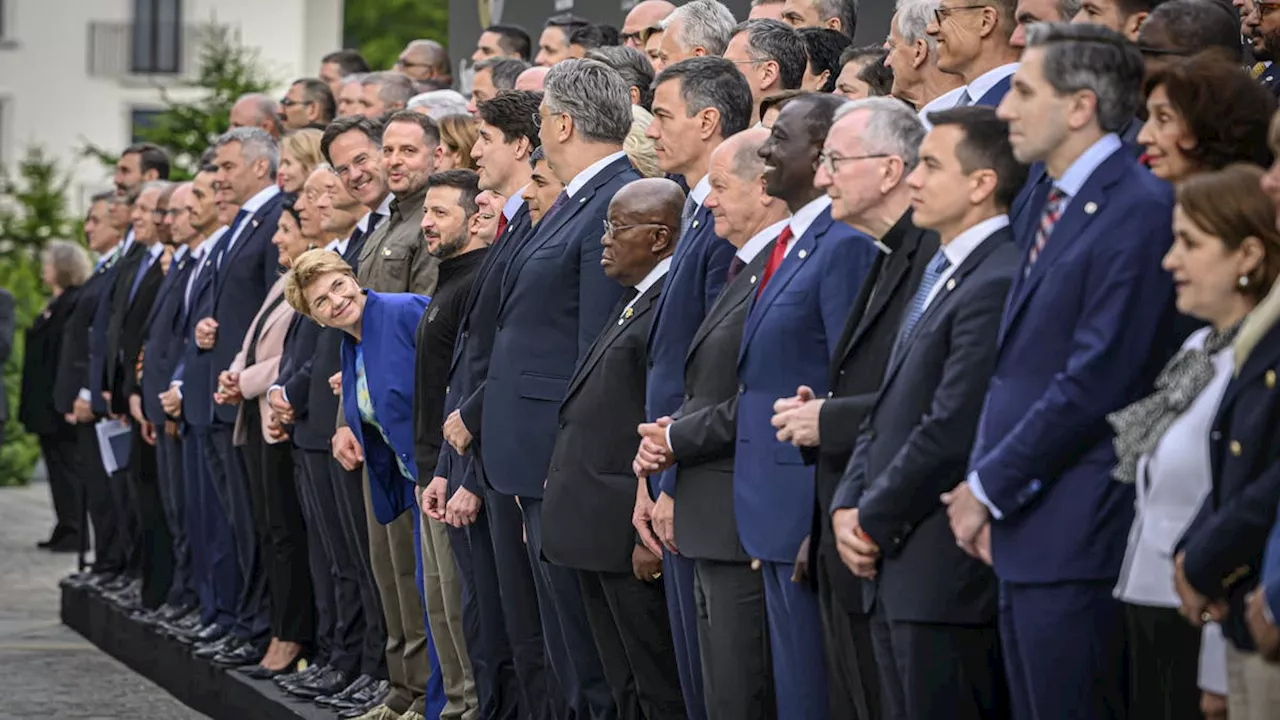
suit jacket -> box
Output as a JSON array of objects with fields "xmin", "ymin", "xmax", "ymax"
[
  {"xmin": 228, "ymin": 276, "xmax": 294, "ymax": 446},
  {"xmin": 19, "ymin": 287, "xmax": 79, "ymax": 435},
  {"xmin": 200, "ymin": 192, "xmax": 284, "ymax": 426},
  {"xmin": 647, "ymin": 201, "xmax": 736, "ymax": 497},
  {"xmin": 836, "ymin": 228, "xmax": 1018, "ymax": 624},
  {"xmin": 669, "ymin": 244, "xmax": 774, "ymax": 562},
  {"xmin": 808, "ymin": 212, "xmax": 938, "ymax": 609},
  {"xmin": 356, "ymin": 187, "xmax": 439, "ymax": 295},
  {"xmin": 481, "ymin": 155, "xmax": 639, "ymax": 499},
  {"xmin": 177, "ymin": 246, "xmax": 221, "ymax": 429},
  {"xmin": 1261, "ymin": 68, "xmax": 1280, "ymax": 98},
  {"xmin": 309, "ymin": 229, "xmax": 372, "ymax": 442},
  {"xmin": 54, "ymin": 264, "xmax": 115, "ymax": 416},
  {"xmin": 974, "ymin": 74, "xmax": 1012, "ymax": 108},
  {"xmin": 342, "ymin": 291, "xmax": 431, "ymax": 524},
  {"xmin": 1181, "ymin": 321, "xmax": 1280, "ymax": 650},
  {"xmin": 110, "ymin": 246, "xmax": 165, "ymax": 415},
  {"xmin": 437, "ymin": 203, "xmax": 535, "ymax": 496},
  {"xmin": 102, "ymin": 242, "xmax": 145, "ymax": 412},
  {"xmin": 736, "ymin": 204, "xmax": 877, "ymax": 562},
  {"xmin": 544, "ymin": 277, "xmax": 665, "ymax": 573},
  {"xmin": 973, "ymin": 146, "xmax": 1178, "ymax": 583},
  {"xmin": 140, "ymin": 249, "xmax": 197, "ymax": 425},
  {"xmin": 275, "ymin": 314, "xmax": 325, "ymax": 451}
]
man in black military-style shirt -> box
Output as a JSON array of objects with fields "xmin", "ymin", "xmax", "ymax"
[{"xmin": 411, "ymin": 169, "xmax": 492, "ymax": 717}]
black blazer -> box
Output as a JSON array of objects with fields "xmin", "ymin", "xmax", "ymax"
[
  {"xmin": 1181, "ymin": 318, "xmax": 1280, "ymax": 650},
  {"xmin": 19, "ymin": 287, "xmax": 80, "ymax": 435},
  {"xmin": 53, "ymin": 265, "xmax": 114, "ymax": 416},
  {"xmin": 104, "ymin": 242, "xmax": 146, "ymax": 406},
  {"xmin": 140, "ymin": 249, "xmax": 197, "ymax": 425},
  {"xmin": 835, "ymin": 228, "xmax": 1018, "ymax": 624},
  {"xmin": 109, "ymin": 247, "xmax": 165, "ymax": 416},
  {"xmin": 542, "ymin": 276, "xmax": 664, "ymax": 574},
  {"xmin": 668, "ymin": 245, "xmax": 773, "ymax": 562},
  {"xmin": 808, "ymin": 212, "xmax": 939, "ymax": 611},
  {"xmin": 306, "ymin": 229, "xmax": 371, "ymax": 447},
  {"xmin": 275, "ymin": 314, "xmax": 324, "ymax": 451}
]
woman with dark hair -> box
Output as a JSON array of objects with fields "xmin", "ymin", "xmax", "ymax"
[{"xmin": 1138, "ymin": 52, "xmax": 1276, "ymax": 184}]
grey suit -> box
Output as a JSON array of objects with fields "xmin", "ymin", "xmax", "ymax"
[{"xmin": 666, "ymin": 245, "xmax": 777, "ymax": 720}]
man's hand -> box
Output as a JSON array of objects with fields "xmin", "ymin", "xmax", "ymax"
[
  {"xmin": 1201, "ymin": 691, "xmax": 1227, "ymax": 720},
  {"xmin": 942, "ymin": 481, "xmax": 991, "ymax": 552},
  {"xmin": 195, "ymin": 317, "xmax": 219, "ymax": 350},
  {"xmin": 164, "ymin": 420, "xmax": 179, "ymax": 439},
  {"xmin": 632, "ymin": 544, "xmax": 663, "ymax": 583},
  {"xmin": 771, "ymin": 385, "xmax": 823, "ymax": 447},
  {"xmin": 831, "ymin": 508, "xmax": 880, "ymax": 579},
  {"xmin": 328, "ymin": 371, "xmax": 342, "ymax": 396},
  {"xmin": 1246, "ymin": 588, "xmax": 1280, "ymax": 661},
  {"xmin": 421, "ymin": 476, "xmax": 448, "ymax": 522},
  {"xmin": 129, "ymin": 393, "xmax": 146, "ymax": 426},
  {"xmin": 443, "ymin": 410, "xmax": 474, "ymax": 456},
  {"xmin": 160, "ymin": 387, "xmax": 182, "ymax": 418},
  {"xmin": 445, "ymin": 486, "xmax": 482, "ymax": 527},
  {"xmin": 651, "ymin": 492, "xmax": 678, "ymax": 554},
  {"xmin": 73, "ymin": 397, "xmax": 94, "ymax": 423},
  {"xmin": 633, "ymin": 417, "xmax": 675, "ymax": 477},
  {"xmin": 792, "ymin": 535, "xmax": 811, "ymax": 584},
  {"xmin": 969, "ymin": 522, "xmax": 993, "ymax": 566},
  {"xmin": 140, "ymin": 420, "xmax": 157, "ymax": 446},
  {"xmin": 632, "ymin": 479, "xmax": 664, "ymax": 559},
  {"xmin": 268, "ymin": 388, "xmax": 294, "ymax": 424},
  {"xmin": 265, "ymin": 413, "xmax": 290, "ymax": 442},
  {"xmin": 331, "ymin": 426, "xmax": 364, "ymax": 471},
  {"xmin": 1174, "ymin": 552, "xmax": 1212, "ymax": 627}
]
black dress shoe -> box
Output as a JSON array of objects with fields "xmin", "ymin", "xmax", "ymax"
[
  {"xmin": 241, "ymin": 655, "xmax": 307, "ymax": 680},
  {"xmin": 317, "ymin": 674, "xmax": 374, "ymax": 708},
  {"xmin": 194, "ymin": 635, "xmax": 239, "ymax": 660},
  {"xmin": 47, "ymin": 534, "xmax": 81, "ymax": 553},
  {"xmin": 340, "ymin": 679, "xmax": 388, "ymax": 711},
  {"xmin": 193, "ymin": 623, "xmax": 228, "ymax": 643},
  {"xmin": 289, "ymin": 667, "xmax": 351, "ymax": 699},
  {"xmin": 212, "ymin": 642, "xmax": 265, "ymax": 668},
  {"xmin": 338, "ymin": 685, "xmax": 389, "ymax": 720},
  {"xmin": 274, "ymin": 662, "xmax": 323, "ymax": 688}
]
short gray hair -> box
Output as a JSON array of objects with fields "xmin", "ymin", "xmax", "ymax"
[
  {"xmin": 139, "ymin": 180, "xmax": 172, "ymax": 196},
  {"xmin": 587, "ymin": 46, "xmax": 656, "ymax": 110},
  {"xmin": 42, "ymin": 239, "xmax": 92, "ymax": 289},
  {"xmin": 544, "ymin": 59, "xmax": 633, "ymax": 145},
  {"xmin": 816, "ymin": 0, "xmax": 859, "ymax": 35},
  {"xmin": 216, "ymin": 126, "xmax": 280, "ymax": 177},
  {"xmin": 835, "ymin": 96, "xmax": 925, "ymax": 170},
  {"xmin": 895, "ymin": 0, "xmax": 939, "ymax": 52},
  {"xmin": 1056, "ymin": 0, "xmax": 1082, "ymax": 20},
  {"xmin": 1025, "ymin": 22, "xmax": 1142, "ymax": 133},
  {"xmin": 361, "ymin": 71, "xmax": 416, "ymax": 110},
  {"xmin": 408, "ymin": 89, "xmax": 471, "ymax": 118},
  {"xmin": 476, "ymin": 57, "xmax": 530, "ymax": 90},
  {"xmin": 662, "ymin": 0, "xmax": 737, "ymax": 56}
]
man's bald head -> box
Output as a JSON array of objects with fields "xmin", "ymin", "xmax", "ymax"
[
  {"xmin": 715, "ymin": 126, "xmax": 771, "ymax": 181},
  {"xmin": 603, "ymin": 178, "xmax": 683, "ymax": 284},
  {"xmin": 230, "ymin": 93, "xmax": 282, "ymax": 138},
  {"xmin": 400, "ymin": 39, "xmax": 452, "ymax": 81},
  {"xmin": 515, "ymin": 65, "xmax": 550, "ymax": 91},
  {"xmin": 624, "ymin": 1, "xmax": 678, "ymax": 47}
]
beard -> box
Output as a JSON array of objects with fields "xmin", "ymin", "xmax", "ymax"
[{"xmin": 427, "ymin": 232, "xmax": 467, "ymax": 260}]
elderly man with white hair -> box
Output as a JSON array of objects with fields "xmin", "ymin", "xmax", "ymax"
[
  {"xmin": 883, "ymin": 0, "xmax": 966, "ymax": 125},
  {"xmin": 408, "ymin": 89, "xmax": 470, "ymax": 119}
]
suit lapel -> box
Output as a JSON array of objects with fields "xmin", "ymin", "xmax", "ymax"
[
  {"xmin": 566, "ymin": 279, "xmax": 662, "ymax": 401},
  {"xmin": 216, "ymin": 198, "xmax": 276, "ymax": 299},
  {"xmin": 687, "ymin": 243, "xmax": 771, "ymax": 363},
  {"xmin": 841, "ymin": 225, "xmax": 926, "ymax": 364},
  {"xmin": 739, "ymin": 213, "xmax": 828, "ymax": 362}
]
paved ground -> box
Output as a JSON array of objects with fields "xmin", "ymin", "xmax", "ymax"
[{"xmin": 0, "ymin": 482, "xmax": 207, "ymax": 719}]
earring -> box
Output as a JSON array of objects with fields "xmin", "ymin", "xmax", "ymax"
[{"xmin": 1240, "ymin": 275, "xmax": 1251, "ymax": 289}]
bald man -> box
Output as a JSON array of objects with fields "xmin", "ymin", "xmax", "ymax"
[
  {"xmin": 229, "ymin": 94, "xmax": 282, "ymax": 139},
  {"xmin": 514, "ymin": 66, "xmax": 549, "ymax": 91},
  {"xmin": 399, "ymin": 39, "xmax": 453, "ymax": 84},
  {"xmin": 543, "ymin": 178, "xmax": 685, "ymax": 720},
  {"xmin": 623, "ymin": 0, "xmax": 677, "ymax": 47}
]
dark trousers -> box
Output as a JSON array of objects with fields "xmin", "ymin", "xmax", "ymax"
[
  {"xmin": 129, "ymin": 421, "xmax": 173, "ymax": 609},
  {"xmin": 186, "ymin": 426, "xmax": 238, "ymax": 629},
  {"xmin": 109, "ymin": 465, "xmax": 140, "ymax": 576},
  {"xmin": 207, "ymin": 424, "xmax": 269, "ymax": 642},
  {"xmin": 663, "ymin": 550, "xmax": 706, "ymax": 720},
  {"xmin": 518, "ymin": 497, "xmax": 615, "ymax": 720},
  {"xmin": 869, "ymin": 602, "xmax": 1008, "ymax": 720},
  {"xmin": 817, "ymin": 560, "xmax": 880, "ymax": 720},
  {"xmin": 302, "ymin": 449, "xmax": 362, "ymax": 673},
  {"xmin": 761, "ymin": 560, "xmax": 828, "ymax": 720},
  {"xmin": 243, "ymin": 409, "xmax": 313, "ymax": 645},
  {"xmin": 155, "ymin": 430, "xmax": 196, "ymax": 608},
  {"xmin": 1000, "ymin": 581, "xmax": 1126, "ymax": 720},
  {"xmin": 578, "ymin": 568, "xmax": 686, "ymax": 720},
  {"xmin": 329, "ymin": 456, "xmax": 387, "ymax": 679},
  {"xmin": 692, "ymin": 559, "xmax": 775, "ymax": 720},
  {"xmin": 40, "ymin": 430, "xmax": 82, "ymax": 538},
  {"xmin": 1125, "ymin": 602, "xmax": 1204, "ymax": 720},
  {"xmin": 482, "ymin": 485, "xmax": 554, "ymax": 720},
  {"xmin": 76, "ymin": 423, "xmax": 121, "ymax": 573}
]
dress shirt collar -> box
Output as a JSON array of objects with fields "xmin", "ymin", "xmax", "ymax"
[
  {"xmin": 788, "ymin": 195, "xmax": 831, "ymax": 241},
  {"xmin": 631, "ymin": 256, "xmax": 672, "ymax": 295},
  {"xmin": 241, "ymin": 184, "xmax": 281, "ymax": 215},
  {"xmin": 1054, "ymin": 133, "xmax": 1123, "ymax": 197},
  {"xmin": 689, "ymin": 175, "xmax": 711, "ymax": 207},
  {"xmin": 964, "ymin": 63, "xmax": 1018, "ymax": 103},
  {"xmin": 172, "ymin": 245, "xmax": 189, "ymax": 263},
  {"xmin": 141, "ymin": 240, "xmax": 165, "ymax": 261},
  {"xmin": 738, "ymin": 219, "xmax": 789, "ymax": 262},
  {"xmin": 566, "ymin": 151, "xmax": 628, "ymax": 198},
  {"xmin": 121, "ymin": 228, "xmax": 136, "ymax": 254},
  {"xmin": 943, "ymin": 214, "xmax": 1009, "ymax": 268},
  {"xmin": 202, "ymin": 226, "xmax": 225, "ymax": 252},
  {"xmin": 503, "ymin": 191, "xmax": 526, "ymax": 220},
  {"xmin": 918, "ymin": 86, "xmax": 968, "ymax": 129},
  {"xmin": 325, "ymin": 237, "xmax": 344, "ymax": 252}
]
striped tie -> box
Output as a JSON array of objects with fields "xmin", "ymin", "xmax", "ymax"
[
  {"xmin": 1027, "ymin": 187, "xmax": 1067, "ymax": 276},
  {"xmin": 1253, "ymin": 62, "xmax": 1269, "ymax": 80},
  {"xmin": 899, "ymin": 250, "xmax": 951, "ymax": 343}
]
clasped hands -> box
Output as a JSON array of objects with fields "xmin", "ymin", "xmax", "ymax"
[
  {"xmin": 419, "ymin": 476, "xmax": 483, "ymax": 527},
  {"xmin": 195, "ymin": 317, "xmax": 218, "ymax": 350},
  {"xmin": 214, "ymin": 370, "xmax": 242, "ymax": 405}
]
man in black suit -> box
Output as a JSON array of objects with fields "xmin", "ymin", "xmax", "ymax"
[
  {"xmin": 543, "ymin": 178, "xmax": 684, "ymax": 720},
  {"xmin": 635, "ymin": 127, "xmax": 789, "ymax": 720},
  {"xmin": 831, "ymin": 106, "xmax": 1024, "ymax": 720},
  {"xmin": 770, "ymin": 96, "xmax": 936, "ymax": 720}
]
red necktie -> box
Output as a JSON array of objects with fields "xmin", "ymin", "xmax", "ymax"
[
  {"xmin": 756, "ymin": 226, "xmax": 793, "ymax": 297},
  {"xmin": 495, "ymin": 212, "xmax": 508, "ymax": 242}
]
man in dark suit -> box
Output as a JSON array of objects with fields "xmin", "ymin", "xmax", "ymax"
[
  {"xmin": 434, "ymin": 89, "xmax": 549, "ymax": 720},
  {"xmin": 543, "ymin": 178, "xmax": 684, "ymax": 720},
  {"xmin": 832, "ymin": 106, "xmax": 1024, "ymax": 720},
  {"xmin": 945, "ymin": 24, "xmax": 1177, "ymax": 719},
  {"xmin": 770, "ymin": 96, "xmax": 935, "ymax": 720},
  {"xmin": 926, "ymin": 0, "xmax": 1019, "ymax": 108},
  {"xmin": 473, "ymin": 58, "xmax": 637, "ymax": 718},
  {"xmin": 639, "ymin": 58, "xmax": 749, "ymax": 720},
  {"xmin": 191, "ymin": 127, "xmax": 285, "ymax": 666},
  {"xmin": 635, "ymin": 127, "xmax": 789, "ymax": 720}
]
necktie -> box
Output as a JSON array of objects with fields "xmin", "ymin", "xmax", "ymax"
[
  {"xmin": 216, "ymin": 209, "xmax": 250, "ymax": 268},
  {"xmin": 368, "ymin": 212, "xmax": 385, "ymax": 236},
  {"xmin": 129, "ymin": 249, "xmax": 154, "ymax": 302},
  {"xmin": 898, "ymin": 250, "xmax": 951, "ymax": 344},
  {"xmin": 726, "ymin": 255, "xmax": 747, "ymax": 285},
  {"xmin": 1253, "ymin": 62, "xmax": 1269, "ymax": 80},
  {"xmin": 184, "ymin": 250, "xmax": 204, "ymax": 310},
  {"xmin": 955, "ymin": 89, "xmax": 974, "ymax": 108},
  {"xmin": 679, "ymin": 194, "xmax": 698, "ymax": 240},
  {"xmin": 496, "ymin": 212, "xmax": 509, "ymax": 242},
  {"xmin": 756, "ymin": 226, "xmax": 793, "ymax": 297},
  {"xmin": 544, "ymin": 191, "xmax": 570, "ymax": 223},
  {"xmin": 1027, "ymin": 187, "xmax": 1067, "ymax": 275}
]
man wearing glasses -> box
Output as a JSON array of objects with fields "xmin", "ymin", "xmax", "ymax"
[
  {"xmin": 278, "ymin": 79, "xmax": 336, "ymax": 132},
  {"xmin": 926, "ymin": 0, "xmax": 1021, "ymax": 108},
  {"xmin": 396, "ymin": 39, "xmax": 453, "ymax": 87},
  {"xmin": 723, "ymin": 19, "xmax": 807, "ymax": 126}
]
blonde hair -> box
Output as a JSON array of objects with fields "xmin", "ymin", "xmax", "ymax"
[
  {"xmin": 625, "ymin": 105, "xmax": 662, "ymax": 178},
  {"xmin": 283, "ymin": 248, "xmax": 356, "ymax": 318},
  {"xmin": 437, "ymin": 114, "xmax": 479, "ymax": 171},
  {"xmin": 42, "ymin": 239, "xmax": 92, "ymax": 290},
  {"xmin": 281, "ymin": 128, "xmax": 325, "ymax": 175}
]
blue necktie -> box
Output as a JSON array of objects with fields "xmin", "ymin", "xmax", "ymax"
[
  {"xmin": 899, "ymin": 250, "xmax": 951, "ymax": 343},
  {"xmin": 128, "ymin": 250, "xmax": 154, "ymax": 302},
  {"xmin": 216, "ymin": 209, "xmax": 250, "ymax": 268}
]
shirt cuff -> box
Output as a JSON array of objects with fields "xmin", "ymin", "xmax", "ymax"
[
  {"xmin": 269, "ymin": 384, "xmax": 288, "ymax": 405},
  {"xmin": 78, "ymin": 388, "xmax": 92, "ymax": 402},
  {"xmin": 665, "ymin": 425, "xmax": 674, "ymax": 458},
  {"xmin": 1266, "ymin": 593, "xmax": 1277, "ymax": 627},
  {"xmin": 967, "ymin": 470, "xmax": 1003, "ymax": 520}
]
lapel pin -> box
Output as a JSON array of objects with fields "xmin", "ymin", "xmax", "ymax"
[
  {"xmin": 1267, "ymin": 369, "xmax": 1276, "ymax": 389},
  {"xmin": 750, "ymin": 275, "xmax": 758, "ymax": 284},
  {"xmin": 693, "ymin": 220, "xmax": 700, "ymax": 229},
  {"xmin": 252, "ymin": 219, "xmax": 260, "ymax": 228},
  {"xmin": 1084, "ymin": 201, "xmax": 1098, "ymax": 215},
  {"xmin": 798, "ymin": 249, "xmax": 808, "ymax": 259},
  {"xmin": 579, "ymin": 197, "xmax": 587, "ymax": 203},
  {"xmin": 946, "ymin": 278, "xmax": 956, "ymax": 290},
  {"xmin": 383, "ymin": 248, "xmax": 392, "ymax": 256}
]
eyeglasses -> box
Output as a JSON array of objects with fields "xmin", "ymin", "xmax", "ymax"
[
  {"xmin": 620, "ymin": 31, "xmax": 643, "ymax": 45},
  {"xmin": 933, "ymin": 4, "xmax": 989, "ymax": 23},
  {"xmin": 818, "ymin": 150, "xmax": 890, "ymax": 174},
  {"xmin": 603, "ymin": 220, "xmax": 667, "ymax": 237},
  {"xmin": 279, "ymin": 98, "xmax": 313, "ymax": 108},
  {"xmin": 1135, "ymin": 45, "xmax": 1185, "ymax": 58},
  {"xmin": 396, "ymin": 59, "xmax": 432, "ymax": 70}
]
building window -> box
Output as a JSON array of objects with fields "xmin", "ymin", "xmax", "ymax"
[
  {"xmin": 131, "ymin": 0, "xmax": 181, "ymax": 74},
  {"xmin": 130, "ymin": 108, "xmax": 165, "ymax": 145}
]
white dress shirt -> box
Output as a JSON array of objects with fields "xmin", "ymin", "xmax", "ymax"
[
  {"xmin": 960, "ymin": 63, "xmax": 1018, "ymax": 106},
  {"xmin": 621, "ymin": 257, "xmax": 672, "ymax": 318},
  {"xmin": 738, "ymin": 219, "xmax": 790, "ymax": 263},
  {"xmin": 503, "ymin": 190, "xmax": 526, "ymax": 221},
  {"xmin": 567, "ymin": 151, "xmax": 628, "ymax": 198},
  {"xmin": 783, "ymin": 195, "xmax": 832, "ymax": 258},
  {"xmin": 922, "ymin": 215, "xmax": 1009, "ymax": 311},
  {"xmin": 223, "ymin": 184, "xmax": 280, "ymax": 259},
  {"xmin": 918, "ymin": 86, "xmax": 969, "ymax": 129}
]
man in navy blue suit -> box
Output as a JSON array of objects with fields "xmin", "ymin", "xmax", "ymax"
[
  {"xmin": 944, "ymin": 23, "xmax": 1177, "ymax": 719},
  {"xmin": 476, "ymin": 58, "xmax": 637, "ymax": 719},
  {"xmin": 637, "ymin": 56, "xmax": 749, "ymax": 720},
  {"xmin": 191, "ymin": 127, "xmax": 285, "ymax": 667},
  {"xmin": 926, "ymin": 0, "xmax": 1020, "ymax": 108}
]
